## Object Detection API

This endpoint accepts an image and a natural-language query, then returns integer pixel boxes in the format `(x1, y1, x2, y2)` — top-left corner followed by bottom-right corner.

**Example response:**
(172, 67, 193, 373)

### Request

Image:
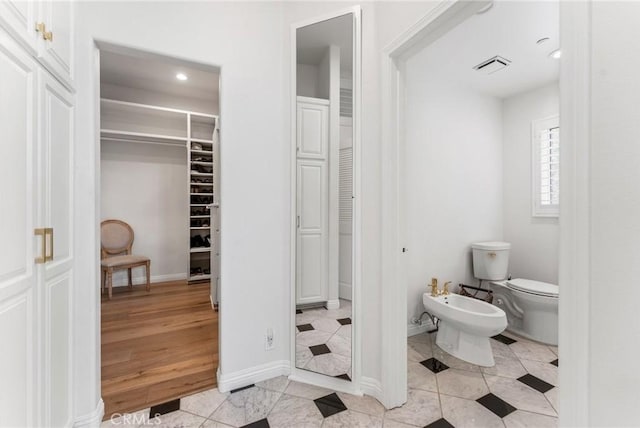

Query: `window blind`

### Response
(339, 147, 353, 222)
(340, 88, 353, 118)
(539, 126, 560, 206)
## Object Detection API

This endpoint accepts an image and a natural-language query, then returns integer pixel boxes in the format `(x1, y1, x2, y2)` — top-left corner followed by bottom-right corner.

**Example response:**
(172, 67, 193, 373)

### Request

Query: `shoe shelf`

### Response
(189, 113, 219, 284)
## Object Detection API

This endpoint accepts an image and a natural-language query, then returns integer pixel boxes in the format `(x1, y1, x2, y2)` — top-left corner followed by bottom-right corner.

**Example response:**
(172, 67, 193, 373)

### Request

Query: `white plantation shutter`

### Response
(532, 116, 560, 217)
(540, 126, 559, 206)
(339, 147, 353, 222)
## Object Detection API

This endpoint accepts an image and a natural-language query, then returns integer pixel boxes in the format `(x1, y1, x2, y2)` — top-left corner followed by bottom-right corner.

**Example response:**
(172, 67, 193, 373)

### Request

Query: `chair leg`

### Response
(107, 268, 113, 299)
(146, 261, 151, 292)
(128, 268, 133, 290)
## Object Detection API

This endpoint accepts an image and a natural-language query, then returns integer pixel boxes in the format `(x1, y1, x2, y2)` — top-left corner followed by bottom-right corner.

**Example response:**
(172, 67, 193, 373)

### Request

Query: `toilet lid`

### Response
(507, 278, 559, 297)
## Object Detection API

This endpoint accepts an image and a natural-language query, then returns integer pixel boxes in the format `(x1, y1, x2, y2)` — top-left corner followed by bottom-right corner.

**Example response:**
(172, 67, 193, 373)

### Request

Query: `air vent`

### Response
(473, 55, 511, 74)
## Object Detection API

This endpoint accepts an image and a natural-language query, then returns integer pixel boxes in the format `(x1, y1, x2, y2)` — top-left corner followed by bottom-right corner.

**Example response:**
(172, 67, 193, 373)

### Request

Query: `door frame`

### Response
(289, 6, 363, 395)
(379, 0, 592, 422)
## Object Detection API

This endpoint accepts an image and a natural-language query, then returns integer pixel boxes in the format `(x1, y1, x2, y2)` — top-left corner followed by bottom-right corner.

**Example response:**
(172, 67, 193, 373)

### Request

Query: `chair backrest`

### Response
(101, 219, 134, 259)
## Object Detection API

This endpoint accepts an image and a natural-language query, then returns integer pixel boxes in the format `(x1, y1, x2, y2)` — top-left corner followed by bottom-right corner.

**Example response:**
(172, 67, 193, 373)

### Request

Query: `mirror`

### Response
(294, 12, 355, 380)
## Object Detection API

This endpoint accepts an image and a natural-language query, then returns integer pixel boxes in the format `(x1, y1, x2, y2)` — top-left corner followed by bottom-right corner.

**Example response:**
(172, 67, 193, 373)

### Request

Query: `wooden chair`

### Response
(100, 219, 150, 299)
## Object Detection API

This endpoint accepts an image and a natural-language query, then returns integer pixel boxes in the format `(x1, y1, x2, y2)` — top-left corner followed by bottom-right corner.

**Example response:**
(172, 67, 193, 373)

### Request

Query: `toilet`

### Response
(472, 242, 559, 345)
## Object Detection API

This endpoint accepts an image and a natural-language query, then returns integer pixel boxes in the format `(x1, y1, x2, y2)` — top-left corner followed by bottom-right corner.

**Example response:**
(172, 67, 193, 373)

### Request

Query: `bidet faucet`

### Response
(431, 278, 439, 297)
(443, 281, 452, 295)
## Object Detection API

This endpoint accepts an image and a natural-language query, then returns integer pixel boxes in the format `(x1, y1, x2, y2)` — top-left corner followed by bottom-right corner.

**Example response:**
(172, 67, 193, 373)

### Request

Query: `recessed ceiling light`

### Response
(548, 49, 562, 59)
(176, 73, 188, 81)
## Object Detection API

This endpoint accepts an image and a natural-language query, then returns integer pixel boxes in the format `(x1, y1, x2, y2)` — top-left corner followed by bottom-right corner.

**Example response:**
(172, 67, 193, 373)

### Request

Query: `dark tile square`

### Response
(477, 393, 516, 418)
(314, 393, 347, 418)
(149, 399, 180, 417)
(297, 323, 314, 332)
(241, 418, 270, 428)
(420, 357, 449, 373)
(425, 418, 455, 428)
(518, 374, 554, 393)
(230, 384, 255, 394)
(337, 318, 352, 325)
(309, 344, 331, 356)
(491, 333, 517, 345)
(296, 309, 303, 314)
(550, 359, 558, 367)
(334, 373, 351, 381)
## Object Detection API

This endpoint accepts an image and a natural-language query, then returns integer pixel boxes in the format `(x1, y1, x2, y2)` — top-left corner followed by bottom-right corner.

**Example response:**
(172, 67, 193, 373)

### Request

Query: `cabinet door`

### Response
(296, 161, 328, 304)
(0, 0, 38, 53)
(37, 0, 73, 88)
(39, 70, 74, 428)
(0, 29, 39, 428)
(297, 101, 328, 160)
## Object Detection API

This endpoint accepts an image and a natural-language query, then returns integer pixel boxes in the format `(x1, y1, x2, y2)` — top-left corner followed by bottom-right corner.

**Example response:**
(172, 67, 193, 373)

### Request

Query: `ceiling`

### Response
(297, 13, 353, 72)
(420, 1, 559, 98)
(100, 48, 219, 104)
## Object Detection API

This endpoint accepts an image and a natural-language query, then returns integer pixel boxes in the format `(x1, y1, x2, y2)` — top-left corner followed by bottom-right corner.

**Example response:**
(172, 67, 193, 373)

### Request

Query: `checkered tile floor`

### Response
(102, 330, 558, 427)
(295, 299, 352, 379)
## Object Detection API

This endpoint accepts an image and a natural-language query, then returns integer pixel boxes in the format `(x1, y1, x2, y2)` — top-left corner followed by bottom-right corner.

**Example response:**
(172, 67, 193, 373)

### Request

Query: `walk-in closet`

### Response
(98, 46, 221, 418)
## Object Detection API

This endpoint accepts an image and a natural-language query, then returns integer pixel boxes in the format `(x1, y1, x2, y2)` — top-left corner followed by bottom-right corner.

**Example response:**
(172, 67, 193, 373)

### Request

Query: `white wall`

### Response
(502, 83, 559, 284)
(403, 51, 503, 325)
(296, 63, 319, 98)
(587, 2, 640, 424)
(101, 82, 217, 115)
(100, 142, 188, 286)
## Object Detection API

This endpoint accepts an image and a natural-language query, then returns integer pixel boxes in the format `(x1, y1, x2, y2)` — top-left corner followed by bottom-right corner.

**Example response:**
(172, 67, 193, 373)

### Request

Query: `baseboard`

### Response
(73, 398, 104, 428)
(326, 299, 340, 310)
(217, 360, 290, 393)
(110, 273, 187, 288)
(339, 282, 352, 300)
(361, 376, 384, 405)
(407, 320, 436, 337)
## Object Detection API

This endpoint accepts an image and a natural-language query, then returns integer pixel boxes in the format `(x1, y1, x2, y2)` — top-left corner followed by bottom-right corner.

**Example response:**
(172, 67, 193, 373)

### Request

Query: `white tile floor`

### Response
(101, 330, 558, 428)
(295, 300, 352, 378)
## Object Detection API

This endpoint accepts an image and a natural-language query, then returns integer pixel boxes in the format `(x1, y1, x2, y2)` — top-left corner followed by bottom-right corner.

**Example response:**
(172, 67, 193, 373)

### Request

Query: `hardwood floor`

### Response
(101, 280, 218, 419)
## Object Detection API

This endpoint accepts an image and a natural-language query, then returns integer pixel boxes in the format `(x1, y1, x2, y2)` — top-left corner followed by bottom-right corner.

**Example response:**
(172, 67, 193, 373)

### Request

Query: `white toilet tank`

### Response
(472, 242, 511, 281)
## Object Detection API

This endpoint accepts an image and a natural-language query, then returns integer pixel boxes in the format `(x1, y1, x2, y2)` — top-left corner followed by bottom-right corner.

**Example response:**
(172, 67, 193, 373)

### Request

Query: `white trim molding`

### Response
(108, 272, 187, 288)
(73, 398, 104, 428)
(217, 360, 290, 393)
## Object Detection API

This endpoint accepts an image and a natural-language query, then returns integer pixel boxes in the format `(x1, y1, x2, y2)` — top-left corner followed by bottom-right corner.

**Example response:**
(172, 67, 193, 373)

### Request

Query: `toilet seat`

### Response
(506, 278, 558, 298)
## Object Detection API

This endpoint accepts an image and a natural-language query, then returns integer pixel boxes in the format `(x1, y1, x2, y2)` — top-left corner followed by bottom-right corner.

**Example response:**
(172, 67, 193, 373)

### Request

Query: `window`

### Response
(532, 115, 559, 217)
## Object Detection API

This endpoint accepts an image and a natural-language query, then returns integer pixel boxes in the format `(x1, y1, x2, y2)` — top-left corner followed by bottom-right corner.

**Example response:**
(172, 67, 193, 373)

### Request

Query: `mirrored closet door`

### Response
(294, 11, 356, 380)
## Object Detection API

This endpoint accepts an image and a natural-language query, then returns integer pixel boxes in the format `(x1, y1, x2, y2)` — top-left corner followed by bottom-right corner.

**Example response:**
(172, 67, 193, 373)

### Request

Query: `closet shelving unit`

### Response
(100, 98, 220, 285)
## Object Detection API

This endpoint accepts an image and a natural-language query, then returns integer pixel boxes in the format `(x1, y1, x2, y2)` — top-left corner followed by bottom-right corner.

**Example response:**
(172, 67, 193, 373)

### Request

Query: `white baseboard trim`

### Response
(110, 273, 187, 288)
(326, 299, 340, 310)
(407, 320, 436, 337)
(361, 376, 384, 405)
(73, 398, 104, 428)
(217, 360, 290, 393)
(339, 282, 352, 300)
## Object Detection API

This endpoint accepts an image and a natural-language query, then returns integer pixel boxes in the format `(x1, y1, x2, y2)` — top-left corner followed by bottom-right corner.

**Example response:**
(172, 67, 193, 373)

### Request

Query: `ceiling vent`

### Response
(473, 55, 511, 74)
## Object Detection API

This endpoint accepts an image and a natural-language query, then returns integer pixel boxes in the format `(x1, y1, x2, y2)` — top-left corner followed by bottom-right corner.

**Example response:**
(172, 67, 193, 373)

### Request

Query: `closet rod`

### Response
(101, 137, 187, 149)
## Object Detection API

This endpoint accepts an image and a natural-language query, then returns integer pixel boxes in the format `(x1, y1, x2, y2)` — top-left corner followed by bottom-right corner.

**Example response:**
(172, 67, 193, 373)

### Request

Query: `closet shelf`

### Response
(191, 204, 210, 207)
(191, 149, 213, 155)
(190, 227, 211, 230)
(191, 138, 214, 144)
(190, 183, 213, 186)
(190, 172, 213, 177)
(101, 129, 187, 146)
(191, 161, 213, 165)
(190, 215, 210, 218)
(190, 248, 211, 253)
(190, 193, 213, 196)
(189, 273, 211, 281)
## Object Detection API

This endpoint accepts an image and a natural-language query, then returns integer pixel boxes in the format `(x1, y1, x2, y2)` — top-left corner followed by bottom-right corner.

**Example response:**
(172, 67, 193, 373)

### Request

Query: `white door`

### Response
(296, 98, 329, 305)
(0, 30, 39, 428)
(296, 161, 328, 304)
(40, 69, 74, 427)
(37, 0, 73, 87)
(0, 0, 38, 54)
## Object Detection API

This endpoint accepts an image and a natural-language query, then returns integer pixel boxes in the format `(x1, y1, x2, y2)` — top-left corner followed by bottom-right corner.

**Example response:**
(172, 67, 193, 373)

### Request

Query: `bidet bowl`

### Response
(423, 293, 507, 366)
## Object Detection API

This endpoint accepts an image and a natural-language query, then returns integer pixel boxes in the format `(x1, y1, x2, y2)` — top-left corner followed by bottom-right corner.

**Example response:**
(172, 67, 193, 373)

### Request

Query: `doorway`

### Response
(97, 45, 221, 418)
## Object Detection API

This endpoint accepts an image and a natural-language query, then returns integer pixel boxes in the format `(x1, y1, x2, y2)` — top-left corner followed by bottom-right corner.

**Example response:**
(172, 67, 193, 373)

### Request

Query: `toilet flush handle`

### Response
(488, 252, 497, 258)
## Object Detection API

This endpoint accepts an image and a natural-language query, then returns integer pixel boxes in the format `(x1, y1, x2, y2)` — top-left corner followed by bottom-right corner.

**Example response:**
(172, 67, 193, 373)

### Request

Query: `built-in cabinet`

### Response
(296, 97, 329, 305)
(0, 21, 74, 427)
(0, 0, 74, 88)
(100, 99, 221, 288)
